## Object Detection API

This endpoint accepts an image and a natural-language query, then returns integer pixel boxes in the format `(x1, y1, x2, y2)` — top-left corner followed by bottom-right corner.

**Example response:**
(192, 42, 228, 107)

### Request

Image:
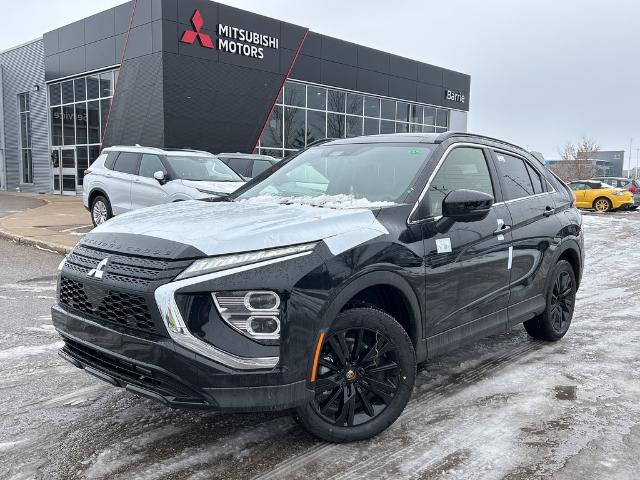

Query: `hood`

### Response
(88, 200, 389, 256)
(180, 179, 245, 195)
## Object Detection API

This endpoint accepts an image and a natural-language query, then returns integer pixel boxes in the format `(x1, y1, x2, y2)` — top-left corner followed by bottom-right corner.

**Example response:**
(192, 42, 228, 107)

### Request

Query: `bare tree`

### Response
(551, 137, 601, 181)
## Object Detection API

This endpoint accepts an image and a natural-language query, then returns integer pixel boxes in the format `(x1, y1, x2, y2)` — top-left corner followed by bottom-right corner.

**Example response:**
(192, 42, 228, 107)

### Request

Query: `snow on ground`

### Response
(1, 213, 640, 479)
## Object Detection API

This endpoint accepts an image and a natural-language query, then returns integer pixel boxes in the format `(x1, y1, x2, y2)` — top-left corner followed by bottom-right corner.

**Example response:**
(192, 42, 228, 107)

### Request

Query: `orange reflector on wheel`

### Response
(310, 331, 326, 382)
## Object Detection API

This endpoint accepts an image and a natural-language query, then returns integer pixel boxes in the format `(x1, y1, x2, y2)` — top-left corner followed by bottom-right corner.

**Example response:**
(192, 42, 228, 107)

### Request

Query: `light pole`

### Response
(636, 148, 639, 179)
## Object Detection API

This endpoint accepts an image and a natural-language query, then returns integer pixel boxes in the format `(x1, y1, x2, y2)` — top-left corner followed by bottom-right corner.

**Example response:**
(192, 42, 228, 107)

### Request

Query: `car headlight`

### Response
(213, 290, 281, 342)
(176, 242, 317, 280)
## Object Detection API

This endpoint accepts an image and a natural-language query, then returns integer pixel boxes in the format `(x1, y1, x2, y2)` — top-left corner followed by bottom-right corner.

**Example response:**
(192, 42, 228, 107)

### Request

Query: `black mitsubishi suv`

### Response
(53, 132, 584, 443)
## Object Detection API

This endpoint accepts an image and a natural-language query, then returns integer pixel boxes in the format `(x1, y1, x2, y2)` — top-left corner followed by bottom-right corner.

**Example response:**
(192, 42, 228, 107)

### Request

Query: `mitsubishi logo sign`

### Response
(179, 9, 280, 59)
(87, 257, 109, 280)
(180, 10, 214, 49)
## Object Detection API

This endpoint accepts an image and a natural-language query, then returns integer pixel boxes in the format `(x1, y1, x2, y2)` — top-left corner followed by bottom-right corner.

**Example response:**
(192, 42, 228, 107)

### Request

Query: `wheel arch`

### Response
(555, 240, 582, 288)
(323, 270, 424, 359)
(88, 188, 110, 209)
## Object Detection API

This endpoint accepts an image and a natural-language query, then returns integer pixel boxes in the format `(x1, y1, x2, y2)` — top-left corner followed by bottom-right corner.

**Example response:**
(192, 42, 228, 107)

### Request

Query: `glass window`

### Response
(49, 84, 61, 106)
(327, 113, 345, 138)
(423, 125, 436, 133)
(380, 120, 395, 134)
(411, 105, 423, 124)
(327, 89, 345, 113)
(100, 72, 113, 98)
(89, 145, 101, 165)
(87, 75, 100, 100)
(396, 102, 410, 122)
(77, 147, 88, 185)
(260, 106, 283, 148)
(87, 101, 100, 143)
(251, 160, 272, 178)
(410, 124, 423, 133)
(100, 99, 111, 140)
(436, 109, 449, 128)
(364, 96, 380, 118)
(139, 154, 166, 178)
(494, 153, 535, 200)
(166, 155, 242, 181)
(113, 152, 140, 175)
(235, 143, 434, 205)
(74, 78, 86, 102)
(284, 107, 305, 149)
(61, 81, 74, 104)
(526, 162, 544, 194)
(428, 147, 494, 216)
(423, 107, 436, 125)
(261, 149, 283, 159)
(104, 152, 118, 170)
(50, 107, 62, 146)
(284, 81, 305, 107)
(306, 110, 326, 145)
(363, 117, 379, 136)
(227, 158, 252, 177)
(62, 105, 75, 145)
(395, 122, 408, 133)
(380, 99, 396, 120)
(346, 93, 363, 115)
(346, 116, 363, 138)
(21, 150, 32, 184)
(75, 103, 87, 144)
(307, 86, 326, 110)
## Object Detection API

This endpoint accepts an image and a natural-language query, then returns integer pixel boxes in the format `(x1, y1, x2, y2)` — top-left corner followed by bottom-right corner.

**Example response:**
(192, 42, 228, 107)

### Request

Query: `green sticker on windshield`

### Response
(408, 149, 421, 155)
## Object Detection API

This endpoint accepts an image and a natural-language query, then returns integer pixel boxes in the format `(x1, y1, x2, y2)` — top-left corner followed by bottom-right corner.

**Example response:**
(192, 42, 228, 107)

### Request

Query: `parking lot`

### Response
(0, 211, 637, 479)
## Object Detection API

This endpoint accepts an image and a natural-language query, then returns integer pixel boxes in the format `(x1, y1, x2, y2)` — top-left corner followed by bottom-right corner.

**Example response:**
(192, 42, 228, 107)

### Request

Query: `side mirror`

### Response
(442, 189, 493, 223)
(153, 171, 166, 184)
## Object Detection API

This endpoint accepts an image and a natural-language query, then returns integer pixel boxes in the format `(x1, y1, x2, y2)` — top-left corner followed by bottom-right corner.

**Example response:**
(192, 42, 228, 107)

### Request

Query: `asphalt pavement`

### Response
(1, 214, 639, 480)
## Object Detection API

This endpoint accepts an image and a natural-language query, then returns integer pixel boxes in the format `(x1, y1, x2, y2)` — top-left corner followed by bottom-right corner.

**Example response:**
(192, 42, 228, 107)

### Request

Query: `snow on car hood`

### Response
(89, 200, 389, 256)
(179, 179, 245, 195)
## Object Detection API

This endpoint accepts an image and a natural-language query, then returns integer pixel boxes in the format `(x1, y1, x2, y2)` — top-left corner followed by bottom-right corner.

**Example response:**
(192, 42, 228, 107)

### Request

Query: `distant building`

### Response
(576, 151, 624, 177)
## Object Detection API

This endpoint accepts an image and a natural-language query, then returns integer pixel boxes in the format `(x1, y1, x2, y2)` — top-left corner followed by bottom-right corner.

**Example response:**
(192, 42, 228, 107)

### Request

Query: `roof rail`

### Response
(106, 145, 166, 153)
(435, 131, 528, 153)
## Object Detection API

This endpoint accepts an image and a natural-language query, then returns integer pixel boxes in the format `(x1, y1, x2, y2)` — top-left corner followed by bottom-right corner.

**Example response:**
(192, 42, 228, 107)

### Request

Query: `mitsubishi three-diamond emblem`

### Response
(87, 257, 109, 280)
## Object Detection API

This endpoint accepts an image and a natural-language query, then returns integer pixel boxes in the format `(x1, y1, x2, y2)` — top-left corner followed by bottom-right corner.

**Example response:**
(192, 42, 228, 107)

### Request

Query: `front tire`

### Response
(296, 308, 416, 443)
(524, 260, 576, 341)
(91, 195, 112, 227)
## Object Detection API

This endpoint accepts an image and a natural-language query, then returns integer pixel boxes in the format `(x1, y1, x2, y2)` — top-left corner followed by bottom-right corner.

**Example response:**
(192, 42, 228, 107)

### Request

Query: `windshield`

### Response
(234, 143, 433, 208)
(166, 155, 243, 182)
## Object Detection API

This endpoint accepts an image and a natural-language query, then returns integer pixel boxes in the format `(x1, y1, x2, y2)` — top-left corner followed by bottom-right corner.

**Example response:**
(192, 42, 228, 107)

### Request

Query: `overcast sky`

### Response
(2, 0, 639, 168)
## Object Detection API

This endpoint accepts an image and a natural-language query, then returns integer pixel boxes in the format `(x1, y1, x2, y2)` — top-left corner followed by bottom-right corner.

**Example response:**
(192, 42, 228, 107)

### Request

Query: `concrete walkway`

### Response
(0, 192, 91, 254)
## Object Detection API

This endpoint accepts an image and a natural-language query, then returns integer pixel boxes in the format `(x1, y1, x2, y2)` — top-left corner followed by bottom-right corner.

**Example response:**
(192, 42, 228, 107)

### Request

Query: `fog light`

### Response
(248, 316, 280, 336)
(245, 291, 280, 311)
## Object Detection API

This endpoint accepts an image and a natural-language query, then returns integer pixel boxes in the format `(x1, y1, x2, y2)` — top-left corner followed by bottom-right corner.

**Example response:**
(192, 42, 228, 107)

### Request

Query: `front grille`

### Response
(59, 243, 196, 337)
(62, 337, 203, 402)
(59, 277, 157, 335)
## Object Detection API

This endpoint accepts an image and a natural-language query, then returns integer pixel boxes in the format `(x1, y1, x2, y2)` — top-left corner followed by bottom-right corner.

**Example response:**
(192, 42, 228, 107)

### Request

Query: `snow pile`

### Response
(239, 193, 397, 209)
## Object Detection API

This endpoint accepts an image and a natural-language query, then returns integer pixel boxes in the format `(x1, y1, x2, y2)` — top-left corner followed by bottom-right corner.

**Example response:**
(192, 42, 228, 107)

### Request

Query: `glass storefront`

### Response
(48, 68, 118, 193)
(257, 80, 451, 158)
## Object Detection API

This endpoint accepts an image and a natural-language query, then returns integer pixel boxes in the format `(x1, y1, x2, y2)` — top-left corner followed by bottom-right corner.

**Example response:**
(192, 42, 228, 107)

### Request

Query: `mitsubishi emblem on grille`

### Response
(87, 258, 109, 280)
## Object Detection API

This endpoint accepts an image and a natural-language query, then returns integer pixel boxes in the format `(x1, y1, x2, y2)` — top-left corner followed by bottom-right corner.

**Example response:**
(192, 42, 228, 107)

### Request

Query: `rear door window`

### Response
(493, 152, 535, 200)
(113, 152, 140, 175)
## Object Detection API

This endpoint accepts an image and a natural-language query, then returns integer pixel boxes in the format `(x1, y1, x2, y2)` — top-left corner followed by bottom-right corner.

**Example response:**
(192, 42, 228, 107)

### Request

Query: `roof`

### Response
(103, 145, 215, 156)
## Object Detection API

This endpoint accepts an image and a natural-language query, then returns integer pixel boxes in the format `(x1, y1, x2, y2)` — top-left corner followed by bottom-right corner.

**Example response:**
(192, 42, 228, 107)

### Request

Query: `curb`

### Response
(0, 229, 71, 255)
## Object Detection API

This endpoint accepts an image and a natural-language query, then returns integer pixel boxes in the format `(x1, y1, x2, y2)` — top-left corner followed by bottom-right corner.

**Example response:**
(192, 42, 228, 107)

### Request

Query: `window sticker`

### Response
(435, 237, 452, 254)
(496, 155, 506, 162)
(408, 149, 421, 155)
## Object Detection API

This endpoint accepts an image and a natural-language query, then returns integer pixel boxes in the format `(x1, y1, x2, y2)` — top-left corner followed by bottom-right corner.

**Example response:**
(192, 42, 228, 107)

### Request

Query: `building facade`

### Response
(0, 0, 471, 194)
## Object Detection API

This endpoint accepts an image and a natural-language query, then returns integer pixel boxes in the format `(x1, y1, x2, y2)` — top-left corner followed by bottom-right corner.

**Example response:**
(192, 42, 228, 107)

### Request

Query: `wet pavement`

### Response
(1, 213, 639, 479)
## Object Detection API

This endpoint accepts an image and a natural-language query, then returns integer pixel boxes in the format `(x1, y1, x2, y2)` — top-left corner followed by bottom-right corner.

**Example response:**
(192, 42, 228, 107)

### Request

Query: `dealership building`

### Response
(0, 0, 471, 195)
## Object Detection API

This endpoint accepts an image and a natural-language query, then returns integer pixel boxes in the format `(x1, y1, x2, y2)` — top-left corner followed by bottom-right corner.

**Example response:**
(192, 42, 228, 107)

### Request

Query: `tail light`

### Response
(630, 185, 638, 194)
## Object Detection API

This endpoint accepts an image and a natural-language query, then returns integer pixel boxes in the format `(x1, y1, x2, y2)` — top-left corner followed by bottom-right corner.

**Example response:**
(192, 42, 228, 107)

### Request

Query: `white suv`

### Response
(83, 146, 245, 226)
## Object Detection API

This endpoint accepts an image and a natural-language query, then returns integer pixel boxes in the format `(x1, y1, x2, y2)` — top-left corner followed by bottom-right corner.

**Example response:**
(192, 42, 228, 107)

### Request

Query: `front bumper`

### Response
(52, 304, 312, 411)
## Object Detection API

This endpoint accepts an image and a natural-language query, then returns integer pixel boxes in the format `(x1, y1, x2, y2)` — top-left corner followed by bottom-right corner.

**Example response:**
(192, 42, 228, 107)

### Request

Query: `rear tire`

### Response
(295, 308, 416, 443)
(524, 260, 576, 341)
(91, 195, 112, 227)
(592, 197, 612, 213)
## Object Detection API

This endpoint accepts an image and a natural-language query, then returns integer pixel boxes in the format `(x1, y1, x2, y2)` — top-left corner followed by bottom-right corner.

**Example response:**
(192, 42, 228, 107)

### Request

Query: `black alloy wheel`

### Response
(524, 259, 576, 341)
(296, 308, 415, 443)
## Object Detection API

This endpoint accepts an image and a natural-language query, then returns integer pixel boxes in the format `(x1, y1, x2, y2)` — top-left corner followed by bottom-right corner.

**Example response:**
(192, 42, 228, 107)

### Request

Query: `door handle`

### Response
(543, 206, 555, 217)
(493, 224, 511, 236)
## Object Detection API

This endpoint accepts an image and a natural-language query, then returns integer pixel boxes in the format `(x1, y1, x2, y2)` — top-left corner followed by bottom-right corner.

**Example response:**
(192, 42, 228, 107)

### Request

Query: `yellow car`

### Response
(568, 180, 635, 212)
